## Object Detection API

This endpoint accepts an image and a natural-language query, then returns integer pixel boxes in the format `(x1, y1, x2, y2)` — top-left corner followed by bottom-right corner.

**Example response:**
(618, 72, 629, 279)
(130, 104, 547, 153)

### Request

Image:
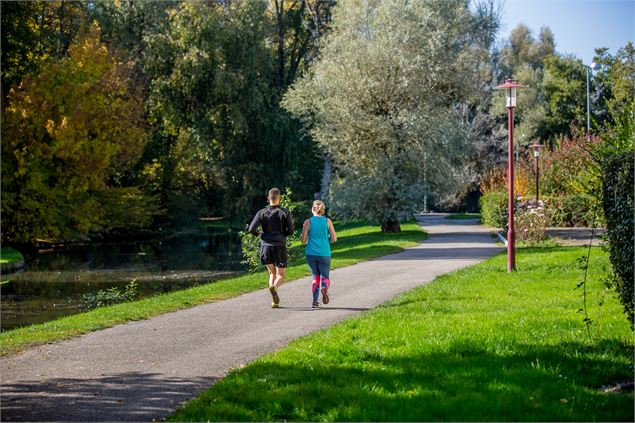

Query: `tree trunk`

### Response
(319, 154, 331, 200)
(381, 219, 401, 233)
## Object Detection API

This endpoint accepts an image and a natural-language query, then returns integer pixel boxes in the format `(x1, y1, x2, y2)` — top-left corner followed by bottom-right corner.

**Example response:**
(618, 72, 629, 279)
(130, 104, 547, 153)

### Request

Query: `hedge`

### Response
(601, 151, 634, 325)
(479, 192, 507, 228)
(545, 194, 604, 227)
(480, 191, 607, 230)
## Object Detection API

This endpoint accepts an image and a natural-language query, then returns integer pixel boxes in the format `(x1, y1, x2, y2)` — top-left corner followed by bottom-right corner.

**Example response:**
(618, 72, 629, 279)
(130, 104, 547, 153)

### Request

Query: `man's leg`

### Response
(273, 266, 286, 288)
(265, 263, 280, 307)
(265, 264, 276, 287)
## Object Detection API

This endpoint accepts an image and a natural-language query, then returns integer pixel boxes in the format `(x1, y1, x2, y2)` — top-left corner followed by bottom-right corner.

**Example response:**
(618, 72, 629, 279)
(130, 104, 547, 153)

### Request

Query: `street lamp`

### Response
(586, 62, 600, 137)
(529, 143, 543, 202)
(495, 78, 526, 272)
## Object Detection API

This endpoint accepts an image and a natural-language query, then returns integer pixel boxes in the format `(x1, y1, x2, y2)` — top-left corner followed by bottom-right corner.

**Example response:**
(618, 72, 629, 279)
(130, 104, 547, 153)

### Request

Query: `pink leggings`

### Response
(311, 275, 330, 303)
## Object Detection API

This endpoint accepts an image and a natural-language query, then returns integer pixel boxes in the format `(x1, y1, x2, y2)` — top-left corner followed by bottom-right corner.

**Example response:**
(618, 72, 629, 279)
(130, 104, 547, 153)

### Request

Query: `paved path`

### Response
(1, 214, 501, 422)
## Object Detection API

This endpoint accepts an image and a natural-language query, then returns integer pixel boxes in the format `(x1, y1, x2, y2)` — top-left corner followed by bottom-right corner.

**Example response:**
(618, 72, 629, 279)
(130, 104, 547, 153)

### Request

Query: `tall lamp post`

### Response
(495, 79, 526, 272)
(529, 143, 543, 202)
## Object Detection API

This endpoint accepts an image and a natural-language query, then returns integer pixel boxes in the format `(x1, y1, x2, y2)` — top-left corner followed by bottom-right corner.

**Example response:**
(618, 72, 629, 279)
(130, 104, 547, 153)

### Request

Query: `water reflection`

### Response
(1, 228, 245, 330)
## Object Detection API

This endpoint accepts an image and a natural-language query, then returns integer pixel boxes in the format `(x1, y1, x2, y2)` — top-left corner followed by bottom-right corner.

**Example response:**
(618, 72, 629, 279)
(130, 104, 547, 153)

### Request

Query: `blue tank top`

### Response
(305, 216, 331, 257)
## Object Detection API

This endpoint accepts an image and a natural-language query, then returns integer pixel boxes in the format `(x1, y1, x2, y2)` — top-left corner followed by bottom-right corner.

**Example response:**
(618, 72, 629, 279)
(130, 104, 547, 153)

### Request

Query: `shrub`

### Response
(80, 281, 138, 310)
(592, 99, 634, 325)
(480, 192, 507, 228)
(545, 194, 603, 227)
(515, 199, 547, 244)
(601, 151, 634, 325)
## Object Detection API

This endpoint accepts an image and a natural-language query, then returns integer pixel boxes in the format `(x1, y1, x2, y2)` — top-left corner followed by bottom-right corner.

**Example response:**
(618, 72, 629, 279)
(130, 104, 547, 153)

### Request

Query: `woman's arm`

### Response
(300, 219, 310, 244)
(327, 218, 337, 243)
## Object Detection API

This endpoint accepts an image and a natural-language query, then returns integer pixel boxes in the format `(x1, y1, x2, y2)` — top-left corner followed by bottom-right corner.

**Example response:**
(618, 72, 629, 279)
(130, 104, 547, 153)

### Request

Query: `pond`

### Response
(1, 227, 245, 331)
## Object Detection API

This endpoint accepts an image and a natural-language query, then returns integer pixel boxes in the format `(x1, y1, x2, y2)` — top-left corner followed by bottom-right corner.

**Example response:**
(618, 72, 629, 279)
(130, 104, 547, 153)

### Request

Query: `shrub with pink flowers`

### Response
(514, 197, 547, 244)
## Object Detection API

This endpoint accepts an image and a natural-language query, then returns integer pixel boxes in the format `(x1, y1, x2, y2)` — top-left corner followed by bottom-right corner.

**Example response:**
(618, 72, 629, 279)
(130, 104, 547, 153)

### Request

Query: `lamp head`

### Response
(495, 78, 527, 108)
(529, 143, 543, 157)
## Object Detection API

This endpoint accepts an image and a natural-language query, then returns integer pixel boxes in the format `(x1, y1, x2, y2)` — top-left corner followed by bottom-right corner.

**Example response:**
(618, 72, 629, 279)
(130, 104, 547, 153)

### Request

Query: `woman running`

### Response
(300, 200, 337, 308)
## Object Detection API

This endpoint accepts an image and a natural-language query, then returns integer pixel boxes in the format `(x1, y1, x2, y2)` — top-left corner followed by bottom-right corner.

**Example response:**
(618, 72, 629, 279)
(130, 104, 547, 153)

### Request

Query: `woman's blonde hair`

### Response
(312, 200, 326, 216)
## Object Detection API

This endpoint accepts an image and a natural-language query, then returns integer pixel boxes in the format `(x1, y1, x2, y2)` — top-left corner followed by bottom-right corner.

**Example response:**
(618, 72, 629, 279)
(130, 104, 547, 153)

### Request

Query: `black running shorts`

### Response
(260, 244, 288, 268)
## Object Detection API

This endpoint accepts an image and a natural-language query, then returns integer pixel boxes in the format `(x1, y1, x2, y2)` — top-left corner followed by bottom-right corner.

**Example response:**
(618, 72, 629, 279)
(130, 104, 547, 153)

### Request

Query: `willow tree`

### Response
(284, 0, 497, 231)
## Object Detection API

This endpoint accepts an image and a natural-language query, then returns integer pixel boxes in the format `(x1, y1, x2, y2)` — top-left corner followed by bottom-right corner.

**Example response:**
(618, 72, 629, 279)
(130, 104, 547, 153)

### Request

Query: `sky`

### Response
(499, 0, 635, 65)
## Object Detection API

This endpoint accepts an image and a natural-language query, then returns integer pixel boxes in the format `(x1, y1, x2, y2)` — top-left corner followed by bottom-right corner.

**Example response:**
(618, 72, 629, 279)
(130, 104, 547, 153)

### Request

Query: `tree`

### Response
(1, 0, 86, 95)
(284, 0, 498, 231)
(1, 23, 152, 243)
(144, 0, 329, 224)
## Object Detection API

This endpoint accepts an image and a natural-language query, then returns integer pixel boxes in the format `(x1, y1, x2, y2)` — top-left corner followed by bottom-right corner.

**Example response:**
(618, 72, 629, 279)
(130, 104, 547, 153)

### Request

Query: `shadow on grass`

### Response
(2, 371, 217, 422)
(171, 340, 634, 422)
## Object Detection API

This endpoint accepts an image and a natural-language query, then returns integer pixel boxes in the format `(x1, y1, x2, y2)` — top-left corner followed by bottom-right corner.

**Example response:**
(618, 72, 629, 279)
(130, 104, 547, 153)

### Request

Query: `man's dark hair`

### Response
(268, 187, 281, 200)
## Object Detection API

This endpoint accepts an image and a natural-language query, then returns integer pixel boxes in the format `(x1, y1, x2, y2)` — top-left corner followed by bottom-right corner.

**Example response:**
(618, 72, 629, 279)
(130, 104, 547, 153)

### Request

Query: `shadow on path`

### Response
(1, 372, 216, 422)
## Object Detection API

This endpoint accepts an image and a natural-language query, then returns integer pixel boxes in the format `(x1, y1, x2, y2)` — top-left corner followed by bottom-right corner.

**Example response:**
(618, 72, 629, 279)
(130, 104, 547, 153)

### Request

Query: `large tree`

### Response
(1, 24, 152, 243)
(284, 0, 498, 231)
(144, 0, 329, 223)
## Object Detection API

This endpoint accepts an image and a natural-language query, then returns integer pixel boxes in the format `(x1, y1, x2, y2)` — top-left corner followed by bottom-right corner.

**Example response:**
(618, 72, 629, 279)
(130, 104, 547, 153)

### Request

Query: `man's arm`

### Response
(247, 210, 261, 237)
(284, 209, 294, 236)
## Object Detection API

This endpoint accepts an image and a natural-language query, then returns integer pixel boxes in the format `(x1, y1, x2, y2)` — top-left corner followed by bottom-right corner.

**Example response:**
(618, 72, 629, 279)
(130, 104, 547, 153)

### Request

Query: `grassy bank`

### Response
(0, 246, 24, 265)
(0, 220, 426, 356)
(170, 246, 634, 422)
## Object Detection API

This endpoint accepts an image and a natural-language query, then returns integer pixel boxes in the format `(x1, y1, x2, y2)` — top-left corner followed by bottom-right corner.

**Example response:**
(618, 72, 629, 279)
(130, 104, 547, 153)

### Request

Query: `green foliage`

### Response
(601, 151, 634, 325)
(0, 0, 86, 93)
(80, 281, 138, 310)
(169, 247, 634, 422)
(143, 0, 325, 223)
(594, 101, 634, 325)
(479, 192, 507, 228)
(545, 194, 600, 227)
(0, 247, 23, 265)
(1, 221, 425, 355)
(1, 23, 151, 243)
(285, 0, 498, 231)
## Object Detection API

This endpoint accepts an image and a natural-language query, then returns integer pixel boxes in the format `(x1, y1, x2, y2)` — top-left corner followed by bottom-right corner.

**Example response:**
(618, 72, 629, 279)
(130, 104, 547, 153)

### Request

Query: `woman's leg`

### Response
(306, 255, 321, 304)
(319, 256, 332, 304)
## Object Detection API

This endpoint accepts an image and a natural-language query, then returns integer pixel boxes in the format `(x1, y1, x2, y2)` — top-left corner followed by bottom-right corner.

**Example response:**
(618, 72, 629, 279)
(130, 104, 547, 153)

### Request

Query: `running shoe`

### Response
(312, 301, 320, 308)
(269, 286, 280, 306)
(271, 302, 280, 309)
(321, 287, 330, 304)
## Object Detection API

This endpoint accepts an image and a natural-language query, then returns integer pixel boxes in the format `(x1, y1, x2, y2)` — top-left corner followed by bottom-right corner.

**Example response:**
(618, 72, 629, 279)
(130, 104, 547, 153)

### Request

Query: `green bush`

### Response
(291, 200, 312, 230)
(544, 194, 603, 227)
(80, 281, 138, 310)
(479, 192, 507, 228)
(601, 151, 634, 325)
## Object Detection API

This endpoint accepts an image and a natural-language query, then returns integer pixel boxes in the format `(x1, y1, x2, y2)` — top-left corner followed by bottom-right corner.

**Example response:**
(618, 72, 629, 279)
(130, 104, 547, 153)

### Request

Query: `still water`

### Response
(1, 227, 245, 331)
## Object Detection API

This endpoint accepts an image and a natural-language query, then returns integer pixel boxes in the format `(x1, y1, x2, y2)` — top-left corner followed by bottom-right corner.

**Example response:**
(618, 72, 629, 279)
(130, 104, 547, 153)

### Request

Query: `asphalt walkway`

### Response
(1, 214, 501, 422)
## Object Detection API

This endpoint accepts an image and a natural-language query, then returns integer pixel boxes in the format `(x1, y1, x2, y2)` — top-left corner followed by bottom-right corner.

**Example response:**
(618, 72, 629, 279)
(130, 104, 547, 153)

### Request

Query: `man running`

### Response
(248, 188, 294, 308)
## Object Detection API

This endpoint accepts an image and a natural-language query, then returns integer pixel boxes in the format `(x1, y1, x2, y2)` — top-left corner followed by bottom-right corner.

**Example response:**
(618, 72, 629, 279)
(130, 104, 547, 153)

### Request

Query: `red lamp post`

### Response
(529, 143, 543, 202)
(495, 79, 526, 272)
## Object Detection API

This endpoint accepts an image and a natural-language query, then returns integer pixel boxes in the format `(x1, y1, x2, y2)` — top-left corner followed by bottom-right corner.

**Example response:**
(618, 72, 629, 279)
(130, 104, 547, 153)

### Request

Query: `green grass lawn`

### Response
(445, 213, 482, 220)
(169, 246, 634, 422)
(0, 246, 24, 265)
(0, 220, 425, 356)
